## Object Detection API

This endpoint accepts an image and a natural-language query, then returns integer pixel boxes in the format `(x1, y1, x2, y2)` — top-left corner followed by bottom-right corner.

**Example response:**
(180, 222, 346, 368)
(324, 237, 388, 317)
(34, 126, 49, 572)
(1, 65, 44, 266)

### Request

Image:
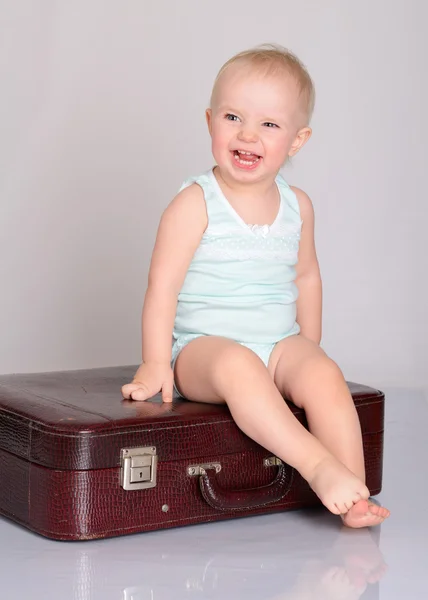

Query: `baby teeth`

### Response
(237, 157, 260, 165)
(233, 150, 260, 165)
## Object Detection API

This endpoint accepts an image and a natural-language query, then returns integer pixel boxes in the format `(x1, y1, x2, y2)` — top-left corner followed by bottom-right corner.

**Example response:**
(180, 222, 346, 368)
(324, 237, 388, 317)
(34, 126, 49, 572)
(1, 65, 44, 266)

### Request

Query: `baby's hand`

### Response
(121, 362, 174, 403)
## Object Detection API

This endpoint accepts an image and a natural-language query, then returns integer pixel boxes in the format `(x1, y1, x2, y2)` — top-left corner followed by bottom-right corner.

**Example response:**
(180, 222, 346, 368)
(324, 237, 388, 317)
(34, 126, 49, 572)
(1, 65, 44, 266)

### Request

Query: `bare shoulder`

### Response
(289, 186, 315, 221)
(290, 186, 319, 276)
(148, 183, 208, 292)
(154, 183, 208, 275)
(163, 183, 208, 232)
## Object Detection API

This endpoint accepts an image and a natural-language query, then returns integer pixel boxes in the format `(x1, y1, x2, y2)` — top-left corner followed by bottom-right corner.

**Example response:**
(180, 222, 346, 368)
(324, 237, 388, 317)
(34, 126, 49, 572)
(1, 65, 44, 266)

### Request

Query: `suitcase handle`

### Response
(198, 462, 294, 512)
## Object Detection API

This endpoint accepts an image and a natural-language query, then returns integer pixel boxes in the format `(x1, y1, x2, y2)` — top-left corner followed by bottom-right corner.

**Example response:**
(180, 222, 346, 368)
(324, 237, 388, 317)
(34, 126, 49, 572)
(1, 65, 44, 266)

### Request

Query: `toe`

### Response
(368, 503, 390, 519)
(331, 503, 342, 515)
(342, 499, 390, 528)
(352, 499, 370, 516)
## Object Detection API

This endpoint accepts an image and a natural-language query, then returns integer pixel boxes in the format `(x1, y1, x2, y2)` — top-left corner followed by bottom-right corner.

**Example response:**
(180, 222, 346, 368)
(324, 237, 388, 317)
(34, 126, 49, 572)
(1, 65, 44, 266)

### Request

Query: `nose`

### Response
(237, 125, 259, 143)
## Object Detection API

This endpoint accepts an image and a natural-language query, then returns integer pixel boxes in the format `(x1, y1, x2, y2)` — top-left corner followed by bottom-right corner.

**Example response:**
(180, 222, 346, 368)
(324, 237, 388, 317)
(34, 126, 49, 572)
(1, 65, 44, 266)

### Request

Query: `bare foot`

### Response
(307, 456, 370, 515)
(342, 499, 390, 529)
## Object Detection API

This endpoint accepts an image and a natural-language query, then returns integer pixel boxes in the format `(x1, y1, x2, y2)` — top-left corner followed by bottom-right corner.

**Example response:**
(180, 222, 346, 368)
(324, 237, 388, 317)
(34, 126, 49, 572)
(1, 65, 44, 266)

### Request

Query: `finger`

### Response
(121, 383, 140, 399)
(130, 387, 152, 402)
(128, 382, 153, 401)
(162, 383, 174, 403)
(162, 371, 175, 403)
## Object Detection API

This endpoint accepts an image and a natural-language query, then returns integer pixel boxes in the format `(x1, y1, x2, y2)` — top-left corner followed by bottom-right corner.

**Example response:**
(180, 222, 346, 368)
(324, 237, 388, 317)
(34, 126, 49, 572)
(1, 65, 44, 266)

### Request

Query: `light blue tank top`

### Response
(172, 168, 301, 345)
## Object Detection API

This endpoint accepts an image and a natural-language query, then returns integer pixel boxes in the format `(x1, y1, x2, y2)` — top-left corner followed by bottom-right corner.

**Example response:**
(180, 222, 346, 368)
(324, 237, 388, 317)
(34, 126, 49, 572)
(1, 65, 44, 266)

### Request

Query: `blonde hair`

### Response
(211, 44, 315, 124)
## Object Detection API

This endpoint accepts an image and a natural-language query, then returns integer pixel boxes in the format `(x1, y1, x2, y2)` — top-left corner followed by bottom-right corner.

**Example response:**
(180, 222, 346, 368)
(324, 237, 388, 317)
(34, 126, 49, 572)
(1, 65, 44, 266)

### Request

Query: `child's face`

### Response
(206, 66, 311, 184)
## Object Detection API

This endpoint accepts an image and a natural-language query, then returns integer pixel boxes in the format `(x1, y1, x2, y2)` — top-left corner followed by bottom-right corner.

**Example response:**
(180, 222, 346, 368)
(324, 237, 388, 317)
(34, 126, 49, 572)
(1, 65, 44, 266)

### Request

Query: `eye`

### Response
(263, 122, 279, 128)
(225, 113, 240, 122)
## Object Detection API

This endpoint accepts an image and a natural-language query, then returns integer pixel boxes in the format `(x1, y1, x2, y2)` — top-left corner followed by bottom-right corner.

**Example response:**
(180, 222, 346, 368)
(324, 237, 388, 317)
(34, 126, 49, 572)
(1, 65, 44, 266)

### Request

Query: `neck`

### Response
(214, 166, 278, 200)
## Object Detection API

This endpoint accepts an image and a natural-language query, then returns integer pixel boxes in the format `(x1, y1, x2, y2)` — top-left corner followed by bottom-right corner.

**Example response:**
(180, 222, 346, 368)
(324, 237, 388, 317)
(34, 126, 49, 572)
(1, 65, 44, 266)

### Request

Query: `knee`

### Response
(311, 355, 344, 382)
(306, 355, 343, 385)
(212, 343, 266, 393)
(286, 357, 343, 410)
(292, 355, 345, 398)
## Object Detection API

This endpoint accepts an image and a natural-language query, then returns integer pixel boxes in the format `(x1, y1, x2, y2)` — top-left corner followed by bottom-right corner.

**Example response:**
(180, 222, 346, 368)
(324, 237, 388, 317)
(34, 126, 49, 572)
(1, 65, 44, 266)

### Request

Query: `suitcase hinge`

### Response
(121, 447, 157, 491)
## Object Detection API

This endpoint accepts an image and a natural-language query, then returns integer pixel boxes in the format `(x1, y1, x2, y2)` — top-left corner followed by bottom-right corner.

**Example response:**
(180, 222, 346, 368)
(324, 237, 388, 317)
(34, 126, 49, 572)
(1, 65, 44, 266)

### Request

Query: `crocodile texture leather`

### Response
(199, 463, 294, 511)
(0, 366, 384, 540)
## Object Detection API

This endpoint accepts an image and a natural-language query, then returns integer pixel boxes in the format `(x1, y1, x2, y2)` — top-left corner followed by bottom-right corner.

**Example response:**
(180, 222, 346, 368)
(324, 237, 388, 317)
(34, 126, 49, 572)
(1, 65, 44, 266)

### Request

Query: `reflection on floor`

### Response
(0, 388, 426, 600)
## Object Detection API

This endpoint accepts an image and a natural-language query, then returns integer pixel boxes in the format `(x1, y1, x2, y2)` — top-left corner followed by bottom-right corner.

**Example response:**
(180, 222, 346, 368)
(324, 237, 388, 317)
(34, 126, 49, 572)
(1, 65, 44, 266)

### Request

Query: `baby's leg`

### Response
(269, 335, 390, 527)
(174, 335, 369, 516)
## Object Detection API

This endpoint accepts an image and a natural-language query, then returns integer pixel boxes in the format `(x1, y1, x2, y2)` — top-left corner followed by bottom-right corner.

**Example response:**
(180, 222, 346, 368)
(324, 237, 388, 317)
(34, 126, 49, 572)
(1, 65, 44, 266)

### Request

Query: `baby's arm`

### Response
(292, 187, 323, 345)
(122, 183, 207, 401)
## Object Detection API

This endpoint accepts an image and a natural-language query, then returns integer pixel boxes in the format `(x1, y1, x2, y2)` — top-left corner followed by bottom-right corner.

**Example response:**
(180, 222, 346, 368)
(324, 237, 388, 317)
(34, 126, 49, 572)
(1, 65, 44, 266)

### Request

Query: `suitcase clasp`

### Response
(121, 447, 157, 491)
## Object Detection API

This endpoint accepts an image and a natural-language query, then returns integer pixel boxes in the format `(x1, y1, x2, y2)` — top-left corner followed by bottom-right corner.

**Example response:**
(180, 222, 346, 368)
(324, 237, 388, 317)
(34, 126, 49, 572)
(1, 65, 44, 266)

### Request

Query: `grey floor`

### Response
(0, 388, 426, 600)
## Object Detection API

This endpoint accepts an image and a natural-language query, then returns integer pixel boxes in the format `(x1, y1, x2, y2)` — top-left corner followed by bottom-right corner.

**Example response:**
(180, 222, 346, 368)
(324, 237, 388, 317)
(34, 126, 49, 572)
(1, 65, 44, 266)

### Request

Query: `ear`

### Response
(288, 127, 312, 157)
(205, 108, 212, 135)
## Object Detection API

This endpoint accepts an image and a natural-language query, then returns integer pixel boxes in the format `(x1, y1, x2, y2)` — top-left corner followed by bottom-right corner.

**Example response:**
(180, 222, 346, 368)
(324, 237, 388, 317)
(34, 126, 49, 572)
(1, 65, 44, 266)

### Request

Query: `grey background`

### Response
(1, 0, 426, 388)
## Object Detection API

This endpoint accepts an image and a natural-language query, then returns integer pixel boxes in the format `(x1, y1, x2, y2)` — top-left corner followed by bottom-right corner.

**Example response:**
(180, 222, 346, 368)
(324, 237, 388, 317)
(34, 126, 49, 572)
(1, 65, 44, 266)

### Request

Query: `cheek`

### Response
(211, 123, 231, 155)
(265, 132, 291, 158)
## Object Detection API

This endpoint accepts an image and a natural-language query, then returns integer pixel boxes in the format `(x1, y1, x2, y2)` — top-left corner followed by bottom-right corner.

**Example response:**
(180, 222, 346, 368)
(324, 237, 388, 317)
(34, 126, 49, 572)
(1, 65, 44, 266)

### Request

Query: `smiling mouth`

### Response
(232, 150, 261, 166)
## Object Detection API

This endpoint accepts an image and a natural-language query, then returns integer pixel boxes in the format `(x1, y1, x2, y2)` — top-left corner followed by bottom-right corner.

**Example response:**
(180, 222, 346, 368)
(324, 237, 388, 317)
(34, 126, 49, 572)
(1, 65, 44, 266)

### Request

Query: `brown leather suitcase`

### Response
(0, 365, 384, 541)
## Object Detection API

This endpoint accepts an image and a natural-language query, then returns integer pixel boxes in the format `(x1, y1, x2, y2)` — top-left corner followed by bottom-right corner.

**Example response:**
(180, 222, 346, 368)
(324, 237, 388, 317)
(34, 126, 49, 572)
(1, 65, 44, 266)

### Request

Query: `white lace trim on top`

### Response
(194, 223, 301, 262)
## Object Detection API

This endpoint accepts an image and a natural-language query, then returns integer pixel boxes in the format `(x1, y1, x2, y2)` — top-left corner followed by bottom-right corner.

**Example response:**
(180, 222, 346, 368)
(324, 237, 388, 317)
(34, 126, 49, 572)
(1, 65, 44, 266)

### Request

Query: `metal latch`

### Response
(264, 456, 283, 467)
(121, 447, 157, 491)
(187, 462, 221, 476)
